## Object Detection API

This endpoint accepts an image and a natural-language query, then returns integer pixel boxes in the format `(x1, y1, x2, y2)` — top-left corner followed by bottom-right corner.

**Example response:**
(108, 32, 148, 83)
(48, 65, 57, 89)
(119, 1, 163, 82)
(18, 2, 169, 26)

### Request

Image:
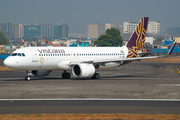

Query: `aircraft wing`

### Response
(69, 42, 176, 65)
(69, 55, 158, 65)
(138, 49, 173, 57)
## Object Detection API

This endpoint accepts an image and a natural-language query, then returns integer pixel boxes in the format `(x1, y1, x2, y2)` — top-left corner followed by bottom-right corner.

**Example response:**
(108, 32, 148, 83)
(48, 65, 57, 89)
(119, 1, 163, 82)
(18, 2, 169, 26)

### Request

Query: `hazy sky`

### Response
(0, 0, 180, 34)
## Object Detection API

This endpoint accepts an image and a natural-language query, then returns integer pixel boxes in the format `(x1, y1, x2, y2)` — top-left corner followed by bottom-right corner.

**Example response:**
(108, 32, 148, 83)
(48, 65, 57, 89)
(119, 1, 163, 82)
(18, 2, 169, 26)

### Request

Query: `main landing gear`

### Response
(62, 71, 71, 79)
(91, 73, 100, 79)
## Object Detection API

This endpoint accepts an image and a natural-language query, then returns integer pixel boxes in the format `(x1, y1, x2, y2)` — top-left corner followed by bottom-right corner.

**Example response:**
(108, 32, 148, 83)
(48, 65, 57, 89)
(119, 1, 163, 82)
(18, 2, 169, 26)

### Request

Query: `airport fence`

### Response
(0, 55, 9, 59)
(150, 48, 180, 57)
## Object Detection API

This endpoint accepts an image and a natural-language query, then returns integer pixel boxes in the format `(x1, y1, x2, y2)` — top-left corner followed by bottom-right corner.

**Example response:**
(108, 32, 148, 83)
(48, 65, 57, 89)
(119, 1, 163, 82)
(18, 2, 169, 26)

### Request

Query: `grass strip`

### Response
(0, 114, 180, 120)
(0, 66, 16, 71)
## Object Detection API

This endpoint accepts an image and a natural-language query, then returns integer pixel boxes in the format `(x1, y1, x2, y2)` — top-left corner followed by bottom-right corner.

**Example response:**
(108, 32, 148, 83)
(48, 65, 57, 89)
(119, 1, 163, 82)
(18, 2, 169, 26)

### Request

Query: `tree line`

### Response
(94, 28, 123, 47)
(0, 30, 9, 45)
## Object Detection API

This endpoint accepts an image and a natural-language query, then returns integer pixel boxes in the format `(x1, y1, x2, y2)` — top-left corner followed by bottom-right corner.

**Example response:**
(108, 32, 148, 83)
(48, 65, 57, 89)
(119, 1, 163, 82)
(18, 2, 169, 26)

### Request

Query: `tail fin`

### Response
(126, 17, 149, 49)
(20, 39, 24, 44)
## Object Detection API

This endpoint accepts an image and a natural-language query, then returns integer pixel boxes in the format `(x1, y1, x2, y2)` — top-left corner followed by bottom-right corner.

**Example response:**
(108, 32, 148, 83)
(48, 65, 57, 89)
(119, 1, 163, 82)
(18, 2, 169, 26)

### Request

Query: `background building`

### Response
(61, 24, 68, 38)
(15, 24, 24, 39)
(68, 33, 86, 38)
(123, 22, 138, 34)
(123, 21, 160, 34)
(147, 21, 160, 34)
(98, 24, 105, 37)
(0, 22, 15, 39)
(88, 24, 99, 38)
(40, 23, 54, 38)
(117, 25, 123, 37)
(123, 21, 160, 40)
(23, 23, 68, 39)
(105, 24, 111, 32)
(173, 37, 180, 43)
(23, 24, 41, 38)
(88, 23, 123, 39)
(54, 24, 68, 39)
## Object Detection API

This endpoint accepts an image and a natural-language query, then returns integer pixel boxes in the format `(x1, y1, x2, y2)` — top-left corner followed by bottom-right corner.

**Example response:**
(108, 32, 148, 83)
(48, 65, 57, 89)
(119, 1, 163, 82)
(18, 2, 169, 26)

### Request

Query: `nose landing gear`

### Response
(25, 76, 31, 81)
(25, 70, 33, 81)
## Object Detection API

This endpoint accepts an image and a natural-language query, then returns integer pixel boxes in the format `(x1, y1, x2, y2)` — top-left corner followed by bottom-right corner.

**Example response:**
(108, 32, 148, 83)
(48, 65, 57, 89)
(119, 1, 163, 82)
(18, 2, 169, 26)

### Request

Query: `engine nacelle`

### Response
(72, 64, 95, 78)
(30, 70, 52, 76)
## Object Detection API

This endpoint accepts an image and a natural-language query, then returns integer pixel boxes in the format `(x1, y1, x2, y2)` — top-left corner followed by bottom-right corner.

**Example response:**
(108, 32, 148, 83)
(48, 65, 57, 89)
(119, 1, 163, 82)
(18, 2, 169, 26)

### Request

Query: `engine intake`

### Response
(72, 64, 95, 78)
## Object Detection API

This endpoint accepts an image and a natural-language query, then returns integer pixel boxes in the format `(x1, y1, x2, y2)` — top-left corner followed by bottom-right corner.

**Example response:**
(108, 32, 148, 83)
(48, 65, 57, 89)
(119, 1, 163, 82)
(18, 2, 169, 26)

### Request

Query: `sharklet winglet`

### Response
(168, 42, 176, 55)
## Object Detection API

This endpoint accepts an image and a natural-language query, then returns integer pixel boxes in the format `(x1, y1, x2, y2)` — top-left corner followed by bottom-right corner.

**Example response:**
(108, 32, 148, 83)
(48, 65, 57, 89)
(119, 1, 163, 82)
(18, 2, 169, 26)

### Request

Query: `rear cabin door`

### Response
(30, 49, 38, 62)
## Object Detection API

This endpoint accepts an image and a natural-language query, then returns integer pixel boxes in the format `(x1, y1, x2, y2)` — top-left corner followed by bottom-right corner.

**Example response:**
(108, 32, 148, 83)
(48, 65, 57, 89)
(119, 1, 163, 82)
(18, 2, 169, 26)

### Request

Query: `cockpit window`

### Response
(18, 53, 21, 56)
(11, 53, 25, 57)
(11, 53, 17, 56)
(22, 53, 25, 56)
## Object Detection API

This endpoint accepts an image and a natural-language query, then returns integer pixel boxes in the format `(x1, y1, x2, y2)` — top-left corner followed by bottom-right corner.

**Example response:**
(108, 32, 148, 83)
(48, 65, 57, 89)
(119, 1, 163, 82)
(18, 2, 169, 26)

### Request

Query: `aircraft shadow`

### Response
(2, 75, 141, 81)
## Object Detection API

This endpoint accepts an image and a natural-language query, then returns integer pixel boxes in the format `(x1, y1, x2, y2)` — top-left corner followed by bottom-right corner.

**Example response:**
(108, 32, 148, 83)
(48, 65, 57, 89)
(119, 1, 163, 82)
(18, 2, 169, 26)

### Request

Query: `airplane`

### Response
(3, 17, 176, 81)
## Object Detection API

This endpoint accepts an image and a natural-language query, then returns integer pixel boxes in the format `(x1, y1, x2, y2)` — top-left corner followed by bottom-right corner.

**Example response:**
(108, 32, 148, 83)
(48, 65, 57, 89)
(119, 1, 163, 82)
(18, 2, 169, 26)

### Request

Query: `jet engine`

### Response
(29, 70, 52, 76)
(72, 63, 95, 77)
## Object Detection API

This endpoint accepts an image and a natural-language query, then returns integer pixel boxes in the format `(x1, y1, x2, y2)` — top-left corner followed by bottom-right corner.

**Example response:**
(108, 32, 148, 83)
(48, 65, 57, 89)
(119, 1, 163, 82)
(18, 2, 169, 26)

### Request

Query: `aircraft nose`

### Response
(3, 57, 12, 67)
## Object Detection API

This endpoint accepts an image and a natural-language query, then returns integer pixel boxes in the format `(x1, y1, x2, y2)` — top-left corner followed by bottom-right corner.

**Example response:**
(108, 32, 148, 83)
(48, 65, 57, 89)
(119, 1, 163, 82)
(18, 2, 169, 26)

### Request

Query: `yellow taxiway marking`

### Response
(154, 66, 180, 77)
(157, 70, 174, 72)
(174, 66, 180, 73)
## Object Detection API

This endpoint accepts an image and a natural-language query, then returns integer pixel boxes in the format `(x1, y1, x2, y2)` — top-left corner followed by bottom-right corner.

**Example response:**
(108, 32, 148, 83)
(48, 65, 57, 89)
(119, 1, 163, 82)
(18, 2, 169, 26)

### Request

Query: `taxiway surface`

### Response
(0, 59, 180, 114)
(1, 99, 180, 114)
(0, 62, 180, 99)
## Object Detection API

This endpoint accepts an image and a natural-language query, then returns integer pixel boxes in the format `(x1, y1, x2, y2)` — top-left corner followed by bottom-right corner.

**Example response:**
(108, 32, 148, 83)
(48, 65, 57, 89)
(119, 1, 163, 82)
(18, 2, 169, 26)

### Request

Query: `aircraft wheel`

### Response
(66, 73, 71, 79)
(62, 73, 66, 79)
(94, 73, 100, 79)
(91, 73, 100, 79)
(62, 73, 71, 79)
(25, 76, 31, 81)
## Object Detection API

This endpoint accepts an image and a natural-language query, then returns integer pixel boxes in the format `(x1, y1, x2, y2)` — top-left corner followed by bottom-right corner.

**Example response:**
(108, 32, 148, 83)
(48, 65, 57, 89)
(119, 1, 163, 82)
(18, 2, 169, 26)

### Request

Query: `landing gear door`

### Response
(30, 49, 38, 62)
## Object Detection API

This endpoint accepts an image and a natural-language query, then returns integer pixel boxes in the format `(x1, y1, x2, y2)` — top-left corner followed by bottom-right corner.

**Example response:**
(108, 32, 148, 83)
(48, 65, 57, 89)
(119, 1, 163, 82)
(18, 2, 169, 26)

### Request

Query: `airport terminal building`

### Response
(0, 22, 68, 39)
(23, 23, 68, 39)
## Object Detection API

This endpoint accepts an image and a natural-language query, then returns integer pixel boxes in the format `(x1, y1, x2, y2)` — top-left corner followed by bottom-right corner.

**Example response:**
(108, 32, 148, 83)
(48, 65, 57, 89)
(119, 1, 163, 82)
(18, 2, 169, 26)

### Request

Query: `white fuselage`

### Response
(4, 46, 129, 70)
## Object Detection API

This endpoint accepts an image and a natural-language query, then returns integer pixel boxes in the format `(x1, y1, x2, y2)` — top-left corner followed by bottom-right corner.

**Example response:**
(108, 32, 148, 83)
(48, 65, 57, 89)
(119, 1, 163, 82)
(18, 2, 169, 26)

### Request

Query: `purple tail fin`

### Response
(126, 17, 149, 49)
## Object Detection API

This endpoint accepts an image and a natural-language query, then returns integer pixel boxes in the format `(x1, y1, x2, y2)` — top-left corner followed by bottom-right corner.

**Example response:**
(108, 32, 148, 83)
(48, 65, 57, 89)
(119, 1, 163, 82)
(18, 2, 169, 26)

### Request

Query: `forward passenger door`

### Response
(30, 49, 38, 62)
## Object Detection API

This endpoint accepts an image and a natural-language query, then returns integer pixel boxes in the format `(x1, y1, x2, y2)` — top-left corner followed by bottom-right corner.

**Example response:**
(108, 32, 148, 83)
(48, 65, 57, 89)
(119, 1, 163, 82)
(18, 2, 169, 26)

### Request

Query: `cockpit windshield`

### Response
(11, 53, 25, 57)
(11, 53, 17, 56)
